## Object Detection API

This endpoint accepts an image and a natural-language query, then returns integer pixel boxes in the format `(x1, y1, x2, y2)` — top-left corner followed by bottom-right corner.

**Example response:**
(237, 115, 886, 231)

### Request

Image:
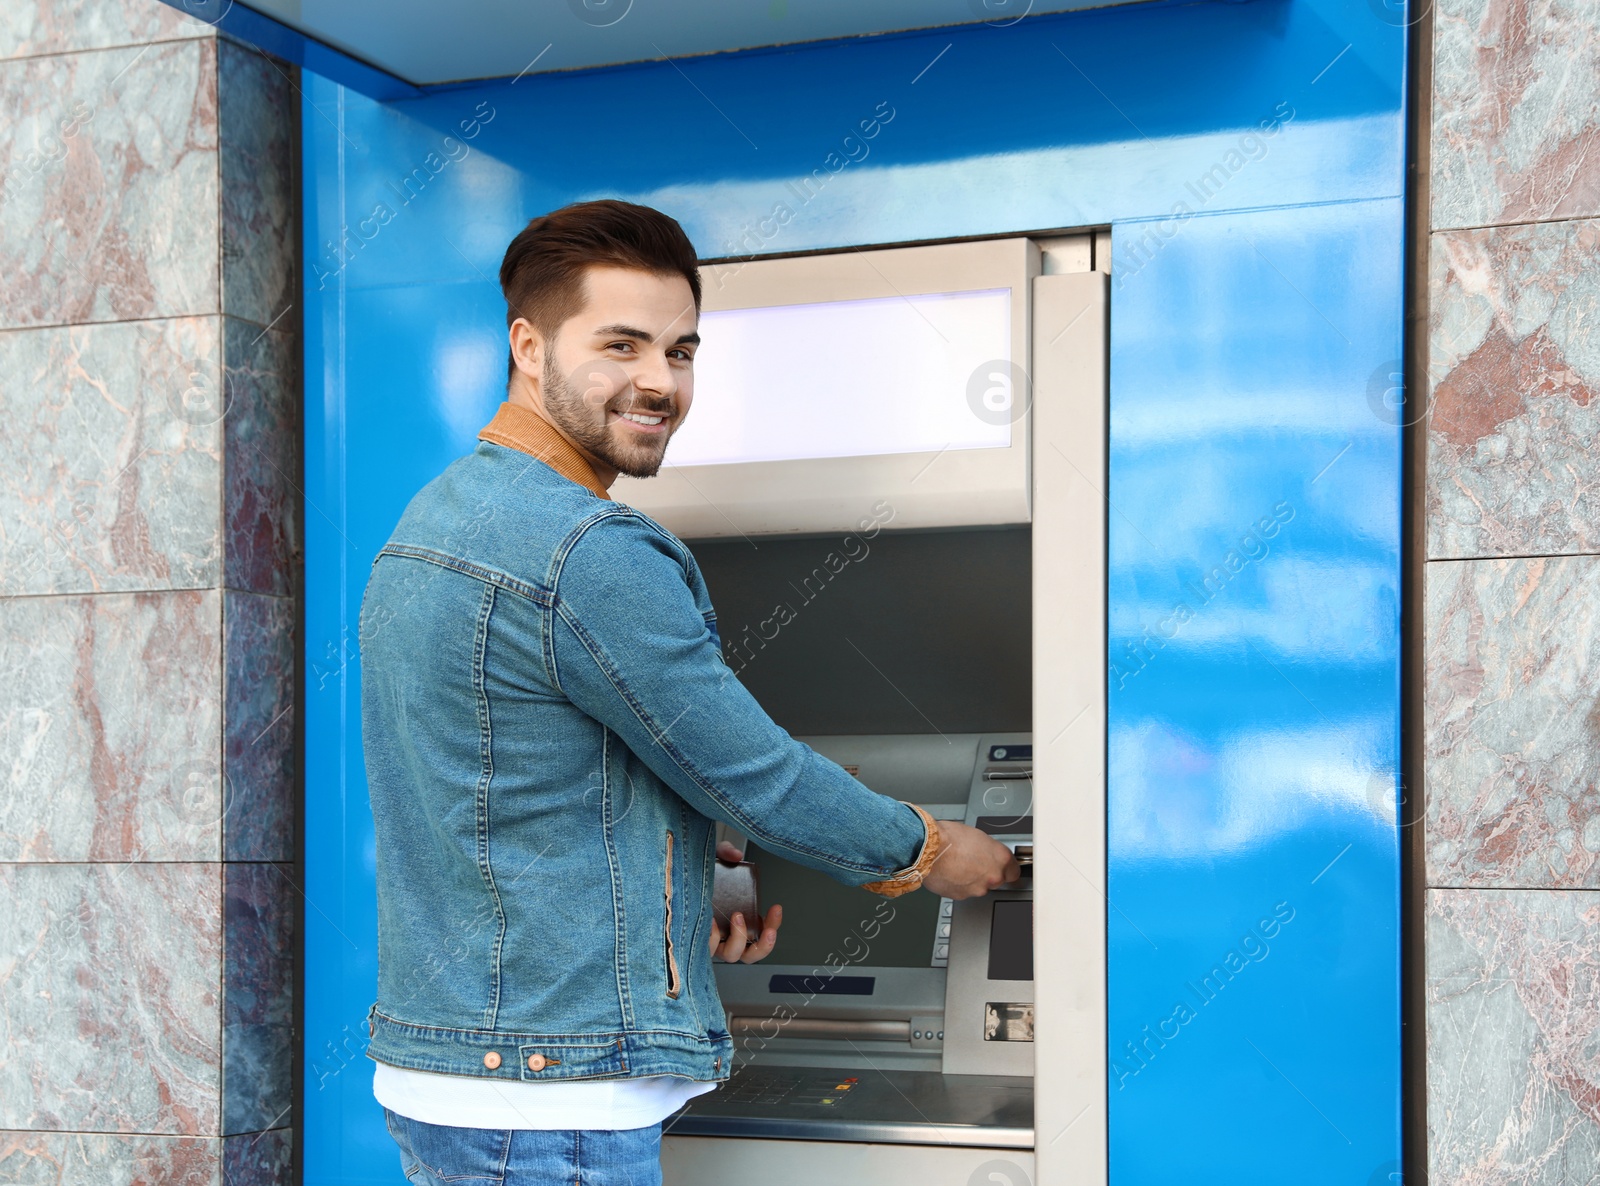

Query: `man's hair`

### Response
(499, 199, 701, 378)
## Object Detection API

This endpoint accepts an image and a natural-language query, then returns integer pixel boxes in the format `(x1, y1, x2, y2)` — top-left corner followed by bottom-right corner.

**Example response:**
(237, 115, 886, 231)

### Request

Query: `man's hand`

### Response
(709, 839, 783, 963)
(921, 820, 1021, 900)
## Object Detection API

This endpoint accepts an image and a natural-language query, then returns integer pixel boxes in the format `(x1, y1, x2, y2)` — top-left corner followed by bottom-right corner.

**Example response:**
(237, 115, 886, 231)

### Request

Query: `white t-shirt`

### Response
(373, 1062, 715, 1131)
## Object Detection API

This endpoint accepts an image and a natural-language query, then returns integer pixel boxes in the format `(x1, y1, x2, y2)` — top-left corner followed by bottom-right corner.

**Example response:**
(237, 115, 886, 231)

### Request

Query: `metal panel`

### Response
(1105, 200, 1404, 1181)
(612, 238, 1037, 537)
(1031, 272, 1109, 1184)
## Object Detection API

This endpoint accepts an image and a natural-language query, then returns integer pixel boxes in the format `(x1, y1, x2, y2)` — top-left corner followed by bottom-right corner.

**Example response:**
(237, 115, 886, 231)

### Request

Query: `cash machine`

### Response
(613, 237, 1108, 1186)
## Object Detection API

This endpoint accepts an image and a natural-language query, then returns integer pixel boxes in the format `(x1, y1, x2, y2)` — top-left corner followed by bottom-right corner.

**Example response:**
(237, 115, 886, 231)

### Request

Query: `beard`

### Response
(542, 355, 676, 479)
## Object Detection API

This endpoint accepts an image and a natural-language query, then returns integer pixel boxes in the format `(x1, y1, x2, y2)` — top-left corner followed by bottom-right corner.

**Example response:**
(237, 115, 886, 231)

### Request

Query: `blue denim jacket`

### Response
(359, 403, 927, 1085)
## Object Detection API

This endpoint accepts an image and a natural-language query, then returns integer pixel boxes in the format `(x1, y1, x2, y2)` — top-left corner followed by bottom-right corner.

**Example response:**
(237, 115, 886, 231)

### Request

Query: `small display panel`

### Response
(745, 840, 942, 970)
(664, 289, 1012, 468)
(987, 900, 1034, 981)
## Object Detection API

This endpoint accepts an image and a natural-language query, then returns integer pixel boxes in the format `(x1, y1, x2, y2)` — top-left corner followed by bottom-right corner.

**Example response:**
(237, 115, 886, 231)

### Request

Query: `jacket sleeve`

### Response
(547, 509, 927, 885)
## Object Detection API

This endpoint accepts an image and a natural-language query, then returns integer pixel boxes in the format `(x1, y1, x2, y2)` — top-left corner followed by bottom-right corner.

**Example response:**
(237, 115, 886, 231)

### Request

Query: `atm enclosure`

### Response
(614, 237, 1109, 1186)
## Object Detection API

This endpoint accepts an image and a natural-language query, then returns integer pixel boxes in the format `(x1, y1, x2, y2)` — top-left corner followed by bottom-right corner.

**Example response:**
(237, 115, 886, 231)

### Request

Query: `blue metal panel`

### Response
(1107, 199, 1404, 1182)
(300, 3, 1407, 1181)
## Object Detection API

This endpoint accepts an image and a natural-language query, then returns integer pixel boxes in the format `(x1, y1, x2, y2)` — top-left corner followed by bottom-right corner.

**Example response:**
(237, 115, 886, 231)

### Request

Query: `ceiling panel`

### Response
(243, 0, 1148, 85)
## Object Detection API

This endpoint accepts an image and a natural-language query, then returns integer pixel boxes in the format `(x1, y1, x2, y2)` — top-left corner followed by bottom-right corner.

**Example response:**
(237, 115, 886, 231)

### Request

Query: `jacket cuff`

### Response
(861, 803, 944, 898)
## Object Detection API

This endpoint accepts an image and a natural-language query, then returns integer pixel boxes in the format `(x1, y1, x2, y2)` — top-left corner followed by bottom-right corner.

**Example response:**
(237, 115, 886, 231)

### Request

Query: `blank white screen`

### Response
(664, 288, 1012, 468)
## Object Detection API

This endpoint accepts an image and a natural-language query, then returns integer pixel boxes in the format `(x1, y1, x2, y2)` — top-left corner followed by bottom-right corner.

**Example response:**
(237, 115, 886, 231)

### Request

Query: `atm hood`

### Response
(171, 0, 1156, 90)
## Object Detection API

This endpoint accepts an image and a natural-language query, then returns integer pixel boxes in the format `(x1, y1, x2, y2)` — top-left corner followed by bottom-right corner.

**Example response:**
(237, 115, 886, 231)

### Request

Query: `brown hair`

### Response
(499, 199, 701, 378)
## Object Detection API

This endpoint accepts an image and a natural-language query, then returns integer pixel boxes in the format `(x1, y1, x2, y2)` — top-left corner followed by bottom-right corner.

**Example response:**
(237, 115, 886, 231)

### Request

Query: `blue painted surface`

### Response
(300, 3, 1406, 1182)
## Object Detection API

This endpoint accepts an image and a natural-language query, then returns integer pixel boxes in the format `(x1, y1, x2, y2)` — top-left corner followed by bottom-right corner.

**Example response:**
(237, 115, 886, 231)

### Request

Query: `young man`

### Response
(360, 200, 1019, 1184)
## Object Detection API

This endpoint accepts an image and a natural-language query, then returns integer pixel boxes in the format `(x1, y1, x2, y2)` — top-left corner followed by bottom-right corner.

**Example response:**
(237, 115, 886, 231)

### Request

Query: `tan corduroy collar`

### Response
(478, 402, 611, 501)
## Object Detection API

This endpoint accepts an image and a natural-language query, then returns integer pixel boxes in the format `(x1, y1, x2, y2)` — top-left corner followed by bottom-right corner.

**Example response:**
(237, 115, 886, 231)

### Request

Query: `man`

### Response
(360, 199, 1019, 1184)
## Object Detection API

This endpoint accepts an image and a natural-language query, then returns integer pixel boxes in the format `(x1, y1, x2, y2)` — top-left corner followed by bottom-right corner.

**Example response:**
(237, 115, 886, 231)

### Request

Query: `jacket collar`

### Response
(478, 402, 611, 501)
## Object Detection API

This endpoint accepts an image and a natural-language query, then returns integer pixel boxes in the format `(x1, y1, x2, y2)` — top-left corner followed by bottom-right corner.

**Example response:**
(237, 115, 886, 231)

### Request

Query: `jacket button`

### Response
(526, 1053, 547, 1072)
(483, 1051, 502, 1070)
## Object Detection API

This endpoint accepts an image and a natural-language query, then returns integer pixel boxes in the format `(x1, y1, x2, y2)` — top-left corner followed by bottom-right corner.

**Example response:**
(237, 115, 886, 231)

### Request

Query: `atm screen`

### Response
(987, 900, 1034, 981)
(747, 841, 942, 969)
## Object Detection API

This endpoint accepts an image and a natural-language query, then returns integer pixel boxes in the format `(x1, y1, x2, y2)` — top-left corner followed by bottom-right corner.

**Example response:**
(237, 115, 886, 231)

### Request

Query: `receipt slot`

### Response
(645, 238, 1107, 1186)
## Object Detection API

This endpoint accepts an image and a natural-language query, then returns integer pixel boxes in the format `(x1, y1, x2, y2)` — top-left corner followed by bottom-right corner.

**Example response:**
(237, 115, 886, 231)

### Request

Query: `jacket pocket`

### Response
(664, 829, 682, 999)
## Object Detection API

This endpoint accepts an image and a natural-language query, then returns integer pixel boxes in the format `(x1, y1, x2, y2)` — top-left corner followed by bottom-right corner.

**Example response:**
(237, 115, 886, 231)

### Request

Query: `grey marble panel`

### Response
(224, 1127, 292, 1186)
(0, 1131, 220, 1185)
(223, 593, 294, 862)
(0, 863, 222, 1134)
(0, 317, 224, 596)
(1432, 0, 1600, 229)
(0, 591, 222, 862)
(0, 1, 216, 61)
(218, 42, 297, 330)
(0, 37, 218, 327)
(222, 864, 295, 1136)
(1428, 888, 1600, 1184)
(223, 319, 300, 598)
(1429, 221, 1600, 559)
(1426, 557, 1600, 887)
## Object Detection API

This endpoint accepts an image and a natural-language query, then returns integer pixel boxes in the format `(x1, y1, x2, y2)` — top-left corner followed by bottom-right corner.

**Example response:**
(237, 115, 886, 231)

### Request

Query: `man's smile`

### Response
(612, 408, 671, 434)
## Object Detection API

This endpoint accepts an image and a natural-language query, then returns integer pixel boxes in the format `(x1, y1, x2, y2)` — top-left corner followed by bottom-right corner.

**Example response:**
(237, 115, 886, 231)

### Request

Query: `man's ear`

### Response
(508, 317, 545, 383)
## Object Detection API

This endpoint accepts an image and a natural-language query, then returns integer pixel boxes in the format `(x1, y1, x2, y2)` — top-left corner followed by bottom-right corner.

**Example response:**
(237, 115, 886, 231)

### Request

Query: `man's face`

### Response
(538, 266, 699, 479)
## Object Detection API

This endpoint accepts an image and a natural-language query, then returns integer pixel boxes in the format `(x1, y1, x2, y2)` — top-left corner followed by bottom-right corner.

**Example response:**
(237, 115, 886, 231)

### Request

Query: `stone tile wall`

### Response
(0, 2, 299, 1183)
(1425, 0, 1600, 1180)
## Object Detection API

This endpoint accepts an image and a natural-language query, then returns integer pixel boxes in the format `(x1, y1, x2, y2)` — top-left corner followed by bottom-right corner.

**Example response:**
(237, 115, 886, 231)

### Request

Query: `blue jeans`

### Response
(384, 1109, 662, 1185)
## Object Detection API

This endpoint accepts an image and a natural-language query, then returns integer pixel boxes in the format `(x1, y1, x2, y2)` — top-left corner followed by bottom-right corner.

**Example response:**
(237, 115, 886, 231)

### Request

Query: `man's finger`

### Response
(718, 913, 749, 963)
(740, 924, 778, 964)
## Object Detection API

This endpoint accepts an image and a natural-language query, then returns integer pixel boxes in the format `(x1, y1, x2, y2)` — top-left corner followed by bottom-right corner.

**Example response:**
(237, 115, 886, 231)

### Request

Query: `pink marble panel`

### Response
(222, 865, 295, 1135)
(218, 42, 297, 330)
(0, 38, 218, 327)
(0, 1, 215, 61)
(224, 320, 299, 598)
(1432, 0, 1600, 229)
(1425, 556, 1600, 887)
(223, 594, 294, 862)
(0, 591, 222, 862)
(0, 863, 222, 1134)
(1428, 221, 1600, 559)
(0, 318, 223, 597)
(1428, 888, 1600, 1184)
(0, 1131, 220, 1185)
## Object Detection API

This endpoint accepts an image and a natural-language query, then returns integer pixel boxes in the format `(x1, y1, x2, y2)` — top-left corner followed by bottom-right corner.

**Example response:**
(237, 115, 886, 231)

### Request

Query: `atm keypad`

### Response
(718, 1068, 860, 1108)
(930, 898, 954, 966)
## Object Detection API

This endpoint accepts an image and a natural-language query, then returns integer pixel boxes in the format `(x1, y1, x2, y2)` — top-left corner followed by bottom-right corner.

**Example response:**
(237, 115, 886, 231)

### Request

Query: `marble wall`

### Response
(0, 2, 299, 1183)
(1426, 0, 1600, 1179)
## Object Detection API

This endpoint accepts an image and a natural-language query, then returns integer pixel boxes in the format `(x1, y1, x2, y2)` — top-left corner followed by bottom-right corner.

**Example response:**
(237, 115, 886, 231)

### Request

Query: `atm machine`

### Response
(613, 237, 1108, 1185)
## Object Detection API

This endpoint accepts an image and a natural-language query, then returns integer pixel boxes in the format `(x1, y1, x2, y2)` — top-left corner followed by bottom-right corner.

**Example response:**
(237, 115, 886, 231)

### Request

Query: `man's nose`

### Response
(631, 350, 677, 399)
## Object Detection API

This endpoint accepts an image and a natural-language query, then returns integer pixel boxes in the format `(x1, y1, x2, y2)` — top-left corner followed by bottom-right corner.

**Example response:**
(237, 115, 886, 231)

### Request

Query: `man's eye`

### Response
(608, 342, 635, 353)
(669, 349, 694, 362)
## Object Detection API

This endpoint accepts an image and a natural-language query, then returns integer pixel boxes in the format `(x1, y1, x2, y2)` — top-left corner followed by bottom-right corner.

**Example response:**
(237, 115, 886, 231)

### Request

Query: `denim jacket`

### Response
(359, 403, 928, 1085)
